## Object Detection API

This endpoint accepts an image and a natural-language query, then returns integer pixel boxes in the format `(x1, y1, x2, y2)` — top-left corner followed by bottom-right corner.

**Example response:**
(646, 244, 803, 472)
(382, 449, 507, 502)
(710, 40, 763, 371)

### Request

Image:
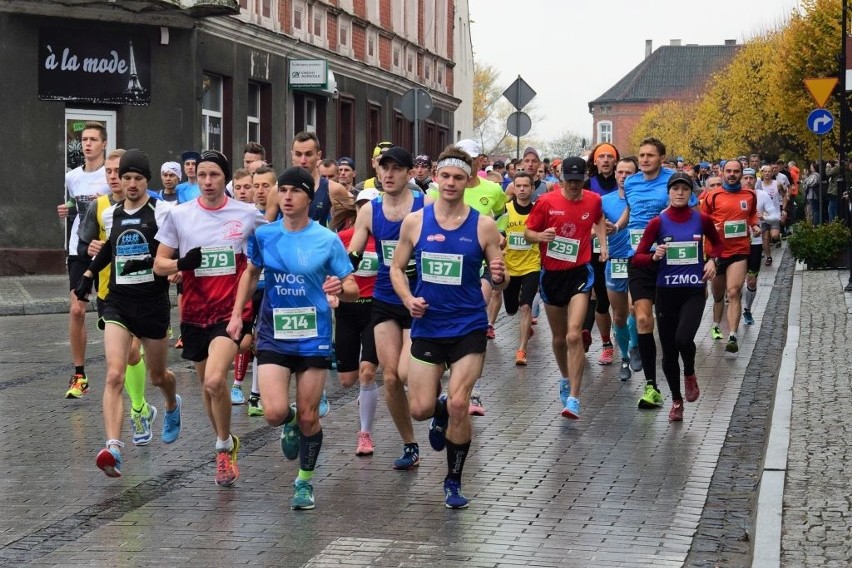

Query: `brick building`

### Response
(588, 40, 740, 154)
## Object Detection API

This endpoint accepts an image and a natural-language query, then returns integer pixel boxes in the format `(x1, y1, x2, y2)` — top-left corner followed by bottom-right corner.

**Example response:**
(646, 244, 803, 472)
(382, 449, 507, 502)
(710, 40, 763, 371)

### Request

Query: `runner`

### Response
(348, 146, 429, 470)
(175, 150, 200, 203)
(74, 149, 181, 476)
(632, 172, 722, 421)
(741, 168, 779, 325)
(228, 166, 358, 510)
(154, 150, 266, 487)
(158, 161, 181, 203)
(390, 145, 507, 508)
(525, 157, 608, 419)
(702, 160, 760, 353)
(757, 165, 785, 265)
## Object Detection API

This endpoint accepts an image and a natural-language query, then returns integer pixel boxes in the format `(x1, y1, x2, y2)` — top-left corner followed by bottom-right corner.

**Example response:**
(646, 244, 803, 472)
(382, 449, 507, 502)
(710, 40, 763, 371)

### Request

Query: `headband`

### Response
(593, 143, 618, 161)
(436, 158, 472, 176)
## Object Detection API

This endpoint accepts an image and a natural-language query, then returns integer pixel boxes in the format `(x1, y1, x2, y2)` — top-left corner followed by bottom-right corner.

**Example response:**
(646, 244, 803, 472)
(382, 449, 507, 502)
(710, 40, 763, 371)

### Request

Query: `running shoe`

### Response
(711, 325, 723, 340)
(582, 329, 592, 353)
(230, 385, 245, 405)
(618, 360, 632, 382)
(468, 391, 485, 416)
(515, 349, 527, 366)
(247, 395, 264, 417)
(162, 395, 182, 444)
(291, 479, 315, 510)
(725, 335, 739, 353)
(174, 335, 183, 349)
(319, 390, 330, 418)
(280, 404, 300, 460)
(765, 256, 772, 266)
(444, 478, 469, 509)
(65, 374, 89, 398)
(562, 396, 581, 420)
(638, 384, 664, 409)
(559, 378, 570, 408)
(130, 404, 157, 446)
(429, 395, 449, 451)
(684, 375, 700, 402)
(392, 444, 420, 470)
(215, 435, 240, 487)
(486, 324, 495, 340)
(355, 431, 374, 456)
(628, 348, 643, 372)
(743, 309, 755, 326)
(96, 447, 122, 478)
(668, 400, 684, 422)
(598, 343, 614, 365)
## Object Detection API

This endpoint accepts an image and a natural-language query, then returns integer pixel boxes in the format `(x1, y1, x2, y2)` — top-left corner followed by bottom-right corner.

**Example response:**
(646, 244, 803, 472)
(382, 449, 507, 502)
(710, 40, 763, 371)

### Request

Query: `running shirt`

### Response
(700, 188, 758, 257)
(427, 178, 506, 218)
(308, 177, 331, 227)
(601, 191, 632, 259)
(156, 197, 266, 327)
(411, 205, 487, 339)
(758, 180, 783, 214)
(78, 193, 119, 300)
(500, 199, 540, 276)
(105, 200, 171, 299)
(250, 220, 352, 357)
(754, 189, 780, 245)
(176, 181, 200, 204)
(372, 192, 425, 305)
(531, 179, 550, 202)
(624, 167, 697, 256)
(525, 189, 603, 271)
(158, 190, 179, 203)
(65, 165, 109, 255)
(584, 174, 618, 197)
(338, 226, 377, 298)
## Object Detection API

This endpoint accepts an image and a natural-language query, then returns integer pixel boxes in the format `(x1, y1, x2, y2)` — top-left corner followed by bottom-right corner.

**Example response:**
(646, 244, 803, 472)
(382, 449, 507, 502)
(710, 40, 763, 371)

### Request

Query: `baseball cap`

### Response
(493, 160, 505, 169)
(455, 139, 482, 159)
(667, 172, 694, 190)
(372, 141, 393, 158)
(181, 150, 200, 163)
(561, 157, 586, 181)
(356, 188, 380, 203)
(337, 157, 356, 169)
(378, 146, 414, 169)
(522, 146, 541, 160)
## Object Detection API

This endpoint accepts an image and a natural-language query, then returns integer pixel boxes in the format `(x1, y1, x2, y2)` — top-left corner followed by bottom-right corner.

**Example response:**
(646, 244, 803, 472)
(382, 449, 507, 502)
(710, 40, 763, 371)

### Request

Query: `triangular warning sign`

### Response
(804, 77, 839, 108)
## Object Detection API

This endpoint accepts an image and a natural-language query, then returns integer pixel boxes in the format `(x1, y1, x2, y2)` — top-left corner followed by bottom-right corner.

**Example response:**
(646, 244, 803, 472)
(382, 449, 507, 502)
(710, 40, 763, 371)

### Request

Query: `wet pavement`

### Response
(0, 247, 848, 567)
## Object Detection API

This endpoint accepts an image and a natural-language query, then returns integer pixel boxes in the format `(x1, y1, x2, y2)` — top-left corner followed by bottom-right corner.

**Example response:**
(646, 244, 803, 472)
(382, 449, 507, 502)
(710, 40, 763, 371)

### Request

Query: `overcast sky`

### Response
(467, 0, 801, 143)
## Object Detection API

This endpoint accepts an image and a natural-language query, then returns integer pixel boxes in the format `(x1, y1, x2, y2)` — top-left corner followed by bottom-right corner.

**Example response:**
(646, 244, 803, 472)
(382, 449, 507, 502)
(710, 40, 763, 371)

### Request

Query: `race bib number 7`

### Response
(195, 245, 236, 277)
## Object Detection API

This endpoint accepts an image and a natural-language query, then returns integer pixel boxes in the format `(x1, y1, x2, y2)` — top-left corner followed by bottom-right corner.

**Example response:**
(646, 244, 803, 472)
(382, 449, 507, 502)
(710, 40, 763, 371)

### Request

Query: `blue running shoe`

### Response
(318, 390, 330, 418)
(96, 447, 122, 478)
(162, 395, 182, 444)
(428, 395, 448, 452)
(562, 396, 581, 420)
(291, 479, 315, 510)
(392, 444, 420, 470)
(559, 379, 570, 408)
(743, 309, 755, 325)
(230, 385, 245, 405)
(444, 478, 469, 509)
(281, 404, 300, 460)
(131, 404, 157, 446)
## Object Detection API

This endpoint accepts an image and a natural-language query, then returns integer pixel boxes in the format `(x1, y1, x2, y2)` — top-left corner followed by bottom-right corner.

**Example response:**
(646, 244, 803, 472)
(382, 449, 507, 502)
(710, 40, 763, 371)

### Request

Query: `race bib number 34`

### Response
(195, 245, 236, 277)
(610, 258, 628, 279)
(421, 252, 463, 285)
(546, 236, 580, 263)
(273, 307, 318, 339)
(665, 241, 699, 265)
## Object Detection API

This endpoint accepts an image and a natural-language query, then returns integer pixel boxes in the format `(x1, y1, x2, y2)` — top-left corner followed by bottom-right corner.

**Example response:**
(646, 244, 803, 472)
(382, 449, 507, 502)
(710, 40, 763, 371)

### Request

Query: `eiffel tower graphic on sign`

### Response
(124, 41, 148, 100)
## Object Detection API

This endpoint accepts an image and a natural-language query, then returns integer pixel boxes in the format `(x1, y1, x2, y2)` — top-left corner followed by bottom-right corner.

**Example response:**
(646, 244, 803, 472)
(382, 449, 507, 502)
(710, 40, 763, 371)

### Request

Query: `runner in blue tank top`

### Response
(390, 145, 507, 510)
(347, 146, 432, 472)
(632, 172, 722, 423)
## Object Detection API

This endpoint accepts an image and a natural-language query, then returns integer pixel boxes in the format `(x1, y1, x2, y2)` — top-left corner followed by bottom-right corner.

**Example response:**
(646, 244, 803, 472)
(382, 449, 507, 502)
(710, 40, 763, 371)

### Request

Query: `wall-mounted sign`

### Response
(289, 59, 327, 89)
(39, 27, 151, 105)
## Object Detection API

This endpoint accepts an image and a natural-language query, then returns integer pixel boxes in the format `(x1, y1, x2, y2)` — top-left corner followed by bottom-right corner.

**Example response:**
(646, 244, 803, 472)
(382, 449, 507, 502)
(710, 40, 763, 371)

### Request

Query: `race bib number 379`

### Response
(194, 245, 236, 277)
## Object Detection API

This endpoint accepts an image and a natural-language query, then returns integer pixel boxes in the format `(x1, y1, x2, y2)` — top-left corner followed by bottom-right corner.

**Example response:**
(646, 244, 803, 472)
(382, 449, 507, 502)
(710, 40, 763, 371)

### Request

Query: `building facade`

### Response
(0, 0, 466, 274)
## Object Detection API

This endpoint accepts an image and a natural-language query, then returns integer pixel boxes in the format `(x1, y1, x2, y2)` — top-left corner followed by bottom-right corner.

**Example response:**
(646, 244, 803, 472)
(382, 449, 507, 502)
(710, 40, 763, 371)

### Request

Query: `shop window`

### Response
(247, 82, 261, 143)
(202, 73, 223, 151)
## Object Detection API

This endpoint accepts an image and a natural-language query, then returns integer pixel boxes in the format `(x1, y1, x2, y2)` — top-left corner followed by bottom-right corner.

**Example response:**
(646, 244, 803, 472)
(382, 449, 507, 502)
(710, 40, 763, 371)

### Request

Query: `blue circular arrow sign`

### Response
(807, 108, 834, 135)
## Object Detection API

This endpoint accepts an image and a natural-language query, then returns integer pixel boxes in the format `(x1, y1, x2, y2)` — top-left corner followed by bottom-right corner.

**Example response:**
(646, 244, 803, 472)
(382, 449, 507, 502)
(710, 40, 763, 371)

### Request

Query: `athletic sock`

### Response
(124, 357, 148, 414)
(601, 334, 611, 345)
(359, 383, 379, 433)
(744, 286, 756, 310)
(445, 439, 471, 483)
(234, 350, 252, 383)
(627, 314, 639, 351)
(299, 430, 324, 473)
(215, 436, 234, 452)
(297, 468, 315, 482)
(75, 365, 85, 377)
(614, 324, 630, 360)
(637, 332, 657, 388)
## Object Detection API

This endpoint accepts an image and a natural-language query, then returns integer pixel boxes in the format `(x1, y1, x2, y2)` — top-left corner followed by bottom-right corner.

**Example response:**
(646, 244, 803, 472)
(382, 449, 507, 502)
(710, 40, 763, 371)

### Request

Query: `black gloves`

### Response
(74, 274, 94, 302)
(120, 257, 154, 275)
(349, 251, 363, 270)
(176, 247, 203, 271)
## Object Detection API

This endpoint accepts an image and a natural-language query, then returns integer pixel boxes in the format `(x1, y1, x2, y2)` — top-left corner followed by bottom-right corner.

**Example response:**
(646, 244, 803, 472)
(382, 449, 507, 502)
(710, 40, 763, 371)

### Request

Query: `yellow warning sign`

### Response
(804, 77, 839, 108)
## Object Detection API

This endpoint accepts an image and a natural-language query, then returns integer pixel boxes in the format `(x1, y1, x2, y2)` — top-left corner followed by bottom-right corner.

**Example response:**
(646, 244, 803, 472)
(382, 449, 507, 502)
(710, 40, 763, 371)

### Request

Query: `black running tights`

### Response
(654, 287, 706, 400)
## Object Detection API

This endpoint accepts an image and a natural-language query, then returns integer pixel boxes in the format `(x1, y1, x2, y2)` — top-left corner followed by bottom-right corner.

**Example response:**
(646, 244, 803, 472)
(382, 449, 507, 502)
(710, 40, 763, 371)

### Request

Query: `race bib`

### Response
(354, 251, 379, 277)
(592, 235, 601, 254)
(421, 252, 463, 285)
(272, 307, 318, 339)
(610, 258, 628, 279)
(665, 241, 699, 265)
(380, 239, 415, 270)
(195, 245, 236, 277)
(114, 255, 155, 285)
(506, 233, 531, 251)
(629, 229, 644, 250)
(723, 220, 747, 238)
(546, 236, 580, 263)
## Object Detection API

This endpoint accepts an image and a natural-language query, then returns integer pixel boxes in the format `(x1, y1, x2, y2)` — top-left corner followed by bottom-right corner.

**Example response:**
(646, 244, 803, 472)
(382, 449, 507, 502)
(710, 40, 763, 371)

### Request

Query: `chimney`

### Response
(670, 39, 681, 46)
(724, 39, 736, 46)
(645, 39, 652, 59)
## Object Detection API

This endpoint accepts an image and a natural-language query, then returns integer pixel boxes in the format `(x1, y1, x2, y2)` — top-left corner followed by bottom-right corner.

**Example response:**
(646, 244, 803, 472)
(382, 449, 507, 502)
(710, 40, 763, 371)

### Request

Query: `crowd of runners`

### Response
(60, 121, 797, 510)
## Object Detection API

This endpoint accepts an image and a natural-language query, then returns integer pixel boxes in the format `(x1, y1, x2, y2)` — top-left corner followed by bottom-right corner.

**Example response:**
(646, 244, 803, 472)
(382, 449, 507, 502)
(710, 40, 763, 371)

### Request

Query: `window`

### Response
(368, 103, 382, 165)
(393, 47, 400, 68)
(407, 52, 413, 73)
(313, 12, 323, 37)
(437, 63, 444, 86)
(340, 25, 348, 46)
(238, 0, 276, 28)
(597, 120, 613, 144)
(202, 73, 223, 151)
(305, 98, 317, 133)
(368, 32, 376, 59)
(247, 83, 261, 143)
(424, 61, 431, 81)
(337, 97, 355, 159)
(394, 112, 412, 151)
(294, 5, 303, 29)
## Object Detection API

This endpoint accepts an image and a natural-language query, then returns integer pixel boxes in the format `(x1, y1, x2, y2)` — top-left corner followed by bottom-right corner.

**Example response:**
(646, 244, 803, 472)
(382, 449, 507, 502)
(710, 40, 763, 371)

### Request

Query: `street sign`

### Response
(807, 108, 834, 135)
(507, 111, 531, 137)
(803, 77, 838, 108)
(503, 76, 536, 110)
(401, 88, 433, 122)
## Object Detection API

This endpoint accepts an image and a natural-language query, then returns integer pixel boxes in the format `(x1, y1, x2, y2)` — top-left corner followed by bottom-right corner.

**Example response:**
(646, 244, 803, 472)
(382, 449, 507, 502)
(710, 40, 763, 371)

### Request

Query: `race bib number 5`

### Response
(421, 252, 463, 285)
(665, 241, 699, 265)
(546, 236, 580, 263)
(195, 245, 236, 277)
(272, 307, 318, 339)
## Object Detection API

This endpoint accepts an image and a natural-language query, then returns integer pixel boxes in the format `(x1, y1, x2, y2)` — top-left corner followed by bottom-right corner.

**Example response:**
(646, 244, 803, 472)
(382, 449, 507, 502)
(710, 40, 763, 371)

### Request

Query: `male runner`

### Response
(741, 168, 778, 325)
(337, 157, 357, 195)
(158, 161, 181, 202)
(175, 150, 200, 203)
